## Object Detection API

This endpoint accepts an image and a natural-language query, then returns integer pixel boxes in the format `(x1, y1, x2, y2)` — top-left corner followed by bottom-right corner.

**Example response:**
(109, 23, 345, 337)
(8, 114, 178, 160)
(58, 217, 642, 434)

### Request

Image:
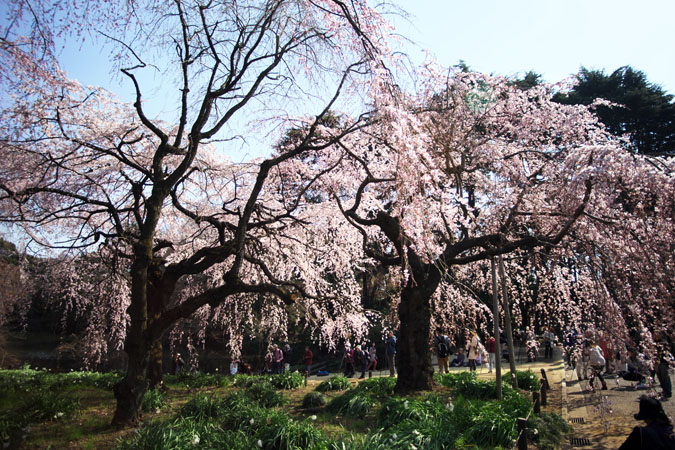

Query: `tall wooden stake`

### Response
(491, 257, 502, 400)
(499, 255, 518, 389)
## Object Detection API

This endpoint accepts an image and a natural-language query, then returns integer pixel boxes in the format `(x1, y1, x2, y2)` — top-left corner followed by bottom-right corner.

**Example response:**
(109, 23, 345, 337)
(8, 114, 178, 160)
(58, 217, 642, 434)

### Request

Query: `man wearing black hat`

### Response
(618, 395, 675, 449)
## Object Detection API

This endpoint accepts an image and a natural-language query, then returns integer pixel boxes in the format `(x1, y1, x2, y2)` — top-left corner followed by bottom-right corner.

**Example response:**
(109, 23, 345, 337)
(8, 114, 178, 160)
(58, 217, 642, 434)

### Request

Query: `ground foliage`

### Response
(0, 367, 574, 449)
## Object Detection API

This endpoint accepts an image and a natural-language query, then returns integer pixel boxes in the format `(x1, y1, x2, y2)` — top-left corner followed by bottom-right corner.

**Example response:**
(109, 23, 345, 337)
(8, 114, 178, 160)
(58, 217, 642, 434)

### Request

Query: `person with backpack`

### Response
(435, 331, 451, 374)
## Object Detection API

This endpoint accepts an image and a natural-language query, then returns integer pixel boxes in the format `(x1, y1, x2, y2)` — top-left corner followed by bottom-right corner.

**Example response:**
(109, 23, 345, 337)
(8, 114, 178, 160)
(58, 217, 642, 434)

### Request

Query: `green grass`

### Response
(0, 367, 566, 450)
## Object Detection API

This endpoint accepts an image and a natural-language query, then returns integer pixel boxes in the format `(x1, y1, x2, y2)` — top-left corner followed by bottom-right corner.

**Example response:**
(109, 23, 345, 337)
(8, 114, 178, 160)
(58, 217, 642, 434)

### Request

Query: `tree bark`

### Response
(112, 345, 150, 426)
(394, 264, 440, 394)
(147, 339, 163, 389)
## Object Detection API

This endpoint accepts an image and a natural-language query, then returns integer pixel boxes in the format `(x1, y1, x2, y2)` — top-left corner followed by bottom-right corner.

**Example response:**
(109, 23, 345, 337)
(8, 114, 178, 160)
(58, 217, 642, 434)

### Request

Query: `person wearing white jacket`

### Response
(588, 342, 608, 391)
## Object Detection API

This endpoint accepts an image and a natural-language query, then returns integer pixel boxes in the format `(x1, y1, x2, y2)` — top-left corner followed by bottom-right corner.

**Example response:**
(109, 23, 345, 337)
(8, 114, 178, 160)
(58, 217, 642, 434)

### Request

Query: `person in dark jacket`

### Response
(343, 346, 355, 378)
(618, 395, 675, 450)
(354, 345, 368, 379)
(385, 332, 397, 377)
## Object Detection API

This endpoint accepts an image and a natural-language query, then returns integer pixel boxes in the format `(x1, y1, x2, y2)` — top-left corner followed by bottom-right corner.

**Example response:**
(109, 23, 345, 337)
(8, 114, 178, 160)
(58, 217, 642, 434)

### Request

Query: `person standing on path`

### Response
(467, 330, 480, 372)
(273, 344, 284, 374)
(366, 343, 377, 378)
(343, 345, 355, 378)
(283, 344, 293, 373)
(563, 325, 577, 369)
(435, 331, 451, 374)
(542, 327, 556, 360)
(654, 331, 673, 400)
(588, 340, 608, 391)
(354, 345, 368, 379)
(385, 331, 397, 377)
(303, 346, 313, 377)
(487, 336, 496, 373)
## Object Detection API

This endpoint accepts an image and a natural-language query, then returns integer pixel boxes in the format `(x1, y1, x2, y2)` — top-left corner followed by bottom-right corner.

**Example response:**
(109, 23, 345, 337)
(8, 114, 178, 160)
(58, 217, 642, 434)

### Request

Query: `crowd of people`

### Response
(170, 325, 671, 404)
(562, 327, 673, 400)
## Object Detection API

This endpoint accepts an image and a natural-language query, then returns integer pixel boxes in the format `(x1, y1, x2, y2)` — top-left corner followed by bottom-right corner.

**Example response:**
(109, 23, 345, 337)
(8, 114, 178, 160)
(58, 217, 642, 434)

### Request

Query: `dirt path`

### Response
(565, 368, 674, 449)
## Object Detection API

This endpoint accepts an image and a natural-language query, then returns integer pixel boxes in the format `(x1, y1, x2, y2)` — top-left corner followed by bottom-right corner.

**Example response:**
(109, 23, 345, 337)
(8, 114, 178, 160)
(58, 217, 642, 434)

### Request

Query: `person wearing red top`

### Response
(303, 346, 313, 377)
(487, 337, 496, 373)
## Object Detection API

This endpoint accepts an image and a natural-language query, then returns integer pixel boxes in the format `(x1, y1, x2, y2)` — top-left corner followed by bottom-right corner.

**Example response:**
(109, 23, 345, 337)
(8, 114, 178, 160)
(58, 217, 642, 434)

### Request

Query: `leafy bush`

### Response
(256, 414, 330, 450)
(375, 391, 531, 449)
(19, 389, 80, 422)
(326, 390, 374, 418)
(515, 370, 541, 392)
(232, 374, 267, 389)
(315, 376, 351, 392)
(353, 377, 395, 397)
(0, 368, 121, 392)
(247, 382, 287, 407)
(141, 389, 166, 412)
(165, 371, 231, 388)
(463, 401, 517, 448)
(434, 370, 478, 389)
(302, 391, 328, 409)
(378, 397, 445, 429)
(180, 393, 229, 421)
(117, 417, 253, 450)
(528, 412, 573, 450)
(268, 371, 305, 390)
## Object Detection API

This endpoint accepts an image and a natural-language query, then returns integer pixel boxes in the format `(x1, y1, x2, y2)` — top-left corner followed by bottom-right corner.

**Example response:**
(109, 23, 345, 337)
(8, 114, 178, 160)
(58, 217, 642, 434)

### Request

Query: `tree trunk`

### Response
(112, 345, 149, 426)
(394, 265, 440, 394)
(112, 244, 152, 426)
(147, 339, 163, 389)
(146, 263, 171, 389)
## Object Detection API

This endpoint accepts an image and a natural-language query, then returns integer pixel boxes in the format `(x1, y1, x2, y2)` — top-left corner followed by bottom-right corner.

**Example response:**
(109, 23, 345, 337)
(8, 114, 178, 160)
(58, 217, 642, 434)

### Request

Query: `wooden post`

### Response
(498, 256, 518, 389)
(540, 380, 547, 406)
(491, 257, 502, 400)
(533, 391, 541, 414)
(540, 368, 550, 390)
(517, 417, 528, 450)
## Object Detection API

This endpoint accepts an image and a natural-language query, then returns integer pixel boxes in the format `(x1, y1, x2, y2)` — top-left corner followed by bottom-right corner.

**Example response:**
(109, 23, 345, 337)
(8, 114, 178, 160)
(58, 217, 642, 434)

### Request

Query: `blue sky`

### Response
(54, 0, 675, 106)
(391, 0, 675, 93)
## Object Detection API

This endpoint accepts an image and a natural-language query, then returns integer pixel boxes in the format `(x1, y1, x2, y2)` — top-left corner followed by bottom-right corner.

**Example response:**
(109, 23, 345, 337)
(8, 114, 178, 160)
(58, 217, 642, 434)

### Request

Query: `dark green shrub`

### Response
(326, 390, 374, 418)
(528, 412, 573, 450)
(515, 370, 541, 392)
(434, 370, 478, 388)
(117, 417, 252, 449)
(232, 374, 268, 389)
(268, 371, 305, 390)
(256, 413, 330, 450)
(141, 388, 166, 412)
(247, 382, 287, 407)
(302, 392, 327, 409)
(315, 376, 351, 392)
(166, 371, 231, 388)
(180, 393, 228, 421)
(463, 401, 517, 448)
(378, 397, 445, 429)
(353, 377, 395, 397)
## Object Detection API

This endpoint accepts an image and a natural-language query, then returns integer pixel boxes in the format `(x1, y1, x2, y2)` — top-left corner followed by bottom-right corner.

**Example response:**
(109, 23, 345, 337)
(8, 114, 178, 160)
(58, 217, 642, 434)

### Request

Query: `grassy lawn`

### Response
(0, 369, 571, 449)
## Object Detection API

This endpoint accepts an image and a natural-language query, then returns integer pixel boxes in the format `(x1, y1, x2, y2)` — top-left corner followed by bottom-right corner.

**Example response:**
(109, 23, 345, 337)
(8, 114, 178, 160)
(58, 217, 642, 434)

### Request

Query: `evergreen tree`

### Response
(554, 66, 675, 156)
